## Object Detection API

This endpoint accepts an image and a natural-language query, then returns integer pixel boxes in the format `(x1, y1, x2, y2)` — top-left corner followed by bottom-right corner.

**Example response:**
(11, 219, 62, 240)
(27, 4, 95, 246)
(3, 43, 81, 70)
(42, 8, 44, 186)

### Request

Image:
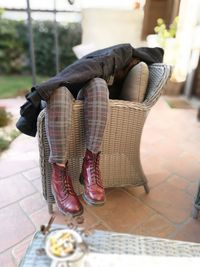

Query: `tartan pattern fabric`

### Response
(45, 78, 109, 163)
(45, 87, 74, 163)
(77, 78, 109, 153)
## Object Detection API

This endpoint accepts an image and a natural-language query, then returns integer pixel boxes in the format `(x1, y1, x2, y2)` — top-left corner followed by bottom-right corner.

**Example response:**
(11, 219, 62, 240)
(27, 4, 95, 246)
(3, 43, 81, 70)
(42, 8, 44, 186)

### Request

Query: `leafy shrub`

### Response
(0, 128, 20, 153)
(0, 107, 12, 127)
(0, 18, 27, 74)
(9, 129, 20, 140)
(33, 21, 81, 76)
(0, 11, 82, 76)
(59, 22, 82, 71)
(0, 137, 10, 152)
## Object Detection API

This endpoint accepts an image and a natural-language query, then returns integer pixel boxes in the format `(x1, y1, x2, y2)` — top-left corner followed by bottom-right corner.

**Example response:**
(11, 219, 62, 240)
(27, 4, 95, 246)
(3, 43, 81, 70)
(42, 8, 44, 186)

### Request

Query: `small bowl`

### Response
(45, 228, 84, 263)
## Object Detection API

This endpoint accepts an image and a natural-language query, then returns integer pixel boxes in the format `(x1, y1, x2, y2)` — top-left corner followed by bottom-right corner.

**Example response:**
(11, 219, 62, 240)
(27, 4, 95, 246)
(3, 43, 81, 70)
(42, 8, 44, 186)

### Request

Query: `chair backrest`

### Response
(120, 61, 149, 102)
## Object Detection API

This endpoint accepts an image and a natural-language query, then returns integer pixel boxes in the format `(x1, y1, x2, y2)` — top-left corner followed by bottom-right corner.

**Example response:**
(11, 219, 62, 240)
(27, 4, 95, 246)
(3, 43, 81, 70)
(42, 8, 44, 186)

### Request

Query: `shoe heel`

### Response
(79, 174, 84, 185)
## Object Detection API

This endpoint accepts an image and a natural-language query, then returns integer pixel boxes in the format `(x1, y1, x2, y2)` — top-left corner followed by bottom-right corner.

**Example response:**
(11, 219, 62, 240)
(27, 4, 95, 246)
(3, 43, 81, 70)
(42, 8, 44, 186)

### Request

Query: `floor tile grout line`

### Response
(129, 212, 157, 234)
(82, 203, 107, 223)
(83, 206, 113, 231)
(0, 232, 35, 256)
(123, 185, 194, 230)
(0, 164, 39, 181)
(29, 179, 43, 193)
(147, 172, 199, 199)
(160, 173, 198, 195)
(11, 234, 34, 266)
(166, 216, 195, 240)
(26, 201, 112, 233)
(21, 171, 42, 182)
(131, 195, 193, 227)
(19, 196, 47, 217)
(90, 220, 112, 231)
(120, 188, 178, 234)
(27, 206, 52, 229)
(0, 201, 38, 254)
(131, 209, 192, 239)
(0, 190, 42, 211)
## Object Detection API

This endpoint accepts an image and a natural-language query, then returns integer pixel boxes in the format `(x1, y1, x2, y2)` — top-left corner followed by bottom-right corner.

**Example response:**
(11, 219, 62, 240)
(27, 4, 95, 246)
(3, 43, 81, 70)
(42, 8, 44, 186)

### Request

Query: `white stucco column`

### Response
(173, 0, 200, 82)
(81, 8, 145, 50)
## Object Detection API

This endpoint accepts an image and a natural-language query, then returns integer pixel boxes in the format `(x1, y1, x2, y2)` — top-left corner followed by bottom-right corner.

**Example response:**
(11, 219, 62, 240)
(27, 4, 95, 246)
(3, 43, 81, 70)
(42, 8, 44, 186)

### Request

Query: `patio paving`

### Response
(0, 96, 200, 266)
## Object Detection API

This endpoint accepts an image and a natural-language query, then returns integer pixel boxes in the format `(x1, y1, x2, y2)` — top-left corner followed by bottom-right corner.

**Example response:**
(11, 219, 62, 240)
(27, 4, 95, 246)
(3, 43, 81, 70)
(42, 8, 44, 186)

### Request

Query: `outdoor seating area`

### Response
(0, 94, 200, 266)
(37, 63, 171, 213)
(0, 0, 200, 267)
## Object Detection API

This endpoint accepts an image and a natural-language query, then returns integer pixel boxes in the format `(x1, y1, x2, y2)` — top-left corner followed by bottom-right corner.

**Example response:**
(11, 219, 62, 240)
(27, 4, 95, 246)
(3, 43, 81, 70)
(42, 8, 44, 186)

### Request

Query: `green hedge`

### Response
(0, 12, 82, 76)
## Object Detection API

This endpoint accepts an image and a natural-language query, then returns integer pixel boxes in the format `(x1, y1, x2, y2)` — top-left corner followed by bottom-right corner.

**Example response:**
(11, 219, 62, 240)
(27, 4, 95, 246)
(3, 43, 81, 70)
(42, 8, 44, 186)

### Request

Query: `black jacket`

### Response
(33, 43, 164, 100)
(16, 43, 164, 137)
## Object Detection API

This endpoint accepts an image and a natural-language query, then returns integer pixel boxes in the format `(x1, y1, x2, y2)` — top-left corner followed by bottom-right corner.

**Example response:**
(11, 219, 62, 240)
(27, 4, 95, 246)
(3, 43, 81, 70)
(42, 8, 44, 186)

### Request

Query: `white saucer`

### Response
(45, 228, 85, 265)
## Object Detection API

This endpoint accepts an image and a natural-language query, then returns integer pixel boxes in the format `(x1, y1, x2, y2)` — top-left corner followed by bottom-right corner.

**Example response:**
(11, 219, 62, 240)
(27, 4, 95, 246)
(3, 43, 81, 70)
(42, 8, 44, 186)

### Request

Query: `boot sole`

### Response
(79, 175, 105, 206)
(82, 192, 105, 206)
(51, 186, 83, 217)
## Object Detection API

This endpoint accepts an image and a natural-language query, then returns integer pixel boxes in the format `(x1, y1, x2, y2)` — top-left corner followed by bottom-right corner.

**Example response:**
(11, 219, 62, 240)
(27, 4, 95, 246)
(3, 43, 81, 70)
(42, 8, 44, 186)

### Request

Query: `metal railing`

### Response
(1, 2, 81, 85)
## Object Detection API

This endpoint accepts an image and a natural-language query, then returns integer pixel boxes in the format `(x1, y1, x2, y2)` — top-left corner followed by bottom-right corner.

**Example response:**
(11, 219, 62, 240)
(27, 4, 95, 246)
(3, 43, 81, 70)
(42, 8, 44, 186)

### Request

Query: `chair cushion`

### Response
(120, 62, 149, 102)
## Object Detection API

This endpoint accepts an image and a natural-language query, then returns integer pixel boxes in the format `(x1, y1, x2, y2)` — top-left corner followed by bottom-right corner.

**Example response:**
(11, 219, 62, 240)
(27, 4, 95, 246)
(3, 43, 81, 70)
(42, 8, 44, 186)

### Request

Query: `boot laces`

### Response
(59, 169, 75, 195)
(88, 152, 103, 187)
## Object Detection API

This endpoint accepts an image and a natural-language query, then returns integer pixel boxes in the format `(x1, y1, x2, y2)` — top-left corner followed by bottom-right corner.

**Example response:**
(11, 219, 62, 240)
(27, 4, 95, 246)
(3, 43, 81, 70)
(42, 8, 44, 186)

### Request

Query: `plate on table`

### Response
(45, 228, 86, 266)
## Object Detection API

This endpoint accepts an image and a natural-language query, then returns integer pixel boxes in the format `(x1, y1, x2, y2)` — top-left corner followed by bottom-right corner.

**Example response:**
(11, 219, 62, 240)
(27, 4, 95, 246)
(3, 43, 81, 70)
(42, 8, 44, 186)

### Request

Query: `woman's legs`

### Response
(45, 86, 83, 216)
(45, 86, 74, 165)
(45, 78, 109, 212)
(46, 79, 109, 163)
(77, 77, 109, 153)
(77, 78, 109, 205)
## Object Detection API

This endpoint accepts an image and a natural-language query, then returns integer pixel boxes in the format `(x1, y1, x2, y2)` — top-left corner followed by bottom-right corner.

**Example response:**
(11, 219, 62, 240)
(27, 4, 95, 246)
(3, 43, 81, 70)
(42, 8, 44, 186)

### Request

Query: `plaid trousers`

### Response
(45, 78, 109, 164)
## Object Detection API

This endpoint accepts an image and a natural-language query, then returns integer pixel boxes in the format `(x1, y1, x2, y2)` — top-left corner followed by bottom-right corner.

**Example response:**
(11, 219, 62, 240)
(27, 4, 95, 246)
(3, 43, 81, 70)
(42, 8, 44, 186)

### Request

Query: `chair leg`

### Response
(192, 206, 199, 219)
(48, 203, 54, 214)
(144, 183, 150, 194)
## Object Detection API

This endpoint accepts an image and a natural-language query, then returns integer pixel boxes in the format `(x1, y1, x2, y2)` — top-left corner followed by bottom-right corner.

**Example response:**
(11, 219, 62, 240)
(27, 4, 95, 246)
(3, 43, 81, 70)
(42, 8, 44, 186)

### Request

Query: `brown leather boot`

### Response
(51, 163, 83, 216)
(80, 149, 105, 205)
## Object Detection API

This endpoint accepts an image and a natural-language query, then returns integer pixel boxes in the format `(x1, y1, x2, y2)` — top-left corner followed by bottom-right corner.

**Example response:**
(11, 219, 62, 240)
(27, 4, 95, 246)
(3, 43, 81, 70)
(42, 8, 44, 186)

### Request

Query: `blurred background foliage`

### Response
(0, 14, 82, 76)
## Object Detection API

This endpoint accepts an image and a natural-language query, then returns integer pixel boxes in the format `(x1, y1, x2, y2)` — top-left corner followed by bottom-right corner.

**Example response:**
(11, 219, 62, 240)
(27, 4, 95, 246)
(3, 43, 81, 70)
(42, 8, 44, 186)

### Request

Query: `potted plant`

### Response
(148, 17, 184, 95)
(154, 17, 178, 47)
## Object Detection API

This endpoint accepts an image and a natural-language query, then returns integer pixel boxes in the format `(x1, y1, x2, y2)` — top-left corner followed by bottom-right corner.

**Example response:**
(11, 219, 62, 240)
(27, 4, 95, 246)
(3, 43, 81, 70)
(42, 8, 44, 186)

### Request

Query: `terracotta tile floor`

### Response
(0, 96, 200, 266)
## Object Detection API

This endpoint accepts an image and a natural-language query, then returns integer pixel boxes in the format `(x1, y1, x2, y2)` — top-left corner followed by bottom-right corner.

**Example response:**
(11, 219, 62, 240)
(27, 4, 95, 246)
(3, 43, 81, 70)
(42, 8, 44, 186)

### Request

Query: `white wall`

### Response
(81, 8, 146, 50)
(173, 0, 200, 83)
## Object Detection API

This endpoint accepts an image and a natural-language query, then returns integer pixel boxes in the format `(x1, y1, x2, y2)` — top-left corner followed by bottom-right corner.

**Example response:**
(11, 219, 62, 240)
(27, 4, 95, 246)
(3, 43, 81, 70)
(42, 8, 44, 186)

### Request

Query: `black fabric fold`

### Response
(16, 43, 164, 137)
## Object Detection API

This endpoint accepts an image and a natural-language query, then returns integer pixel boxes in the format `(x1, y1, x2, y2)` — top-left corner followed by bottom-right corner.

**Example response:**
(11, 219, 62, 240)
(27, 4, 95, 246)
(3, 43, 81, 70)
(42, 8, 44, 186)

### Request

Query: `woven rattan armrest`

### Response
(143, 63, 171, 108)
(110, 64, 171, 110)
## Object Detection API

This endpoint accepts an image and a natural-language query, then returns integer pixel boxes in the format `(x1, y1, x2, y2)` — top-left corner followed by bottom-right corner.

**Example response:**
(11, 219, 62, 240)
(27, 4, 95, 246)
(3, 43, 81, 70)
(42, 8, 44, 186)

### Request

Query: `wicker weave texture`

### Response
(37, 64, 171, 205)
(86, 230, 200, 256)
(19, 228, 200, 267)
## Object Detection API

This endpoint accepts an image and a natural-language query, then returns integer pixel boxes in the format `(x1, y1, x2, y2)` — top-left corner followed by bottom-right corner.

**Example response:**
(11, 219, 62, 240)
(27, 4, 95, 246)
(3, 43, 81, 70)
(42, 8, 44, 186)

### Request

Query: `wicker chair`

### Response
(192, 181, 200, 219)
(37, 63, 171, 213)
